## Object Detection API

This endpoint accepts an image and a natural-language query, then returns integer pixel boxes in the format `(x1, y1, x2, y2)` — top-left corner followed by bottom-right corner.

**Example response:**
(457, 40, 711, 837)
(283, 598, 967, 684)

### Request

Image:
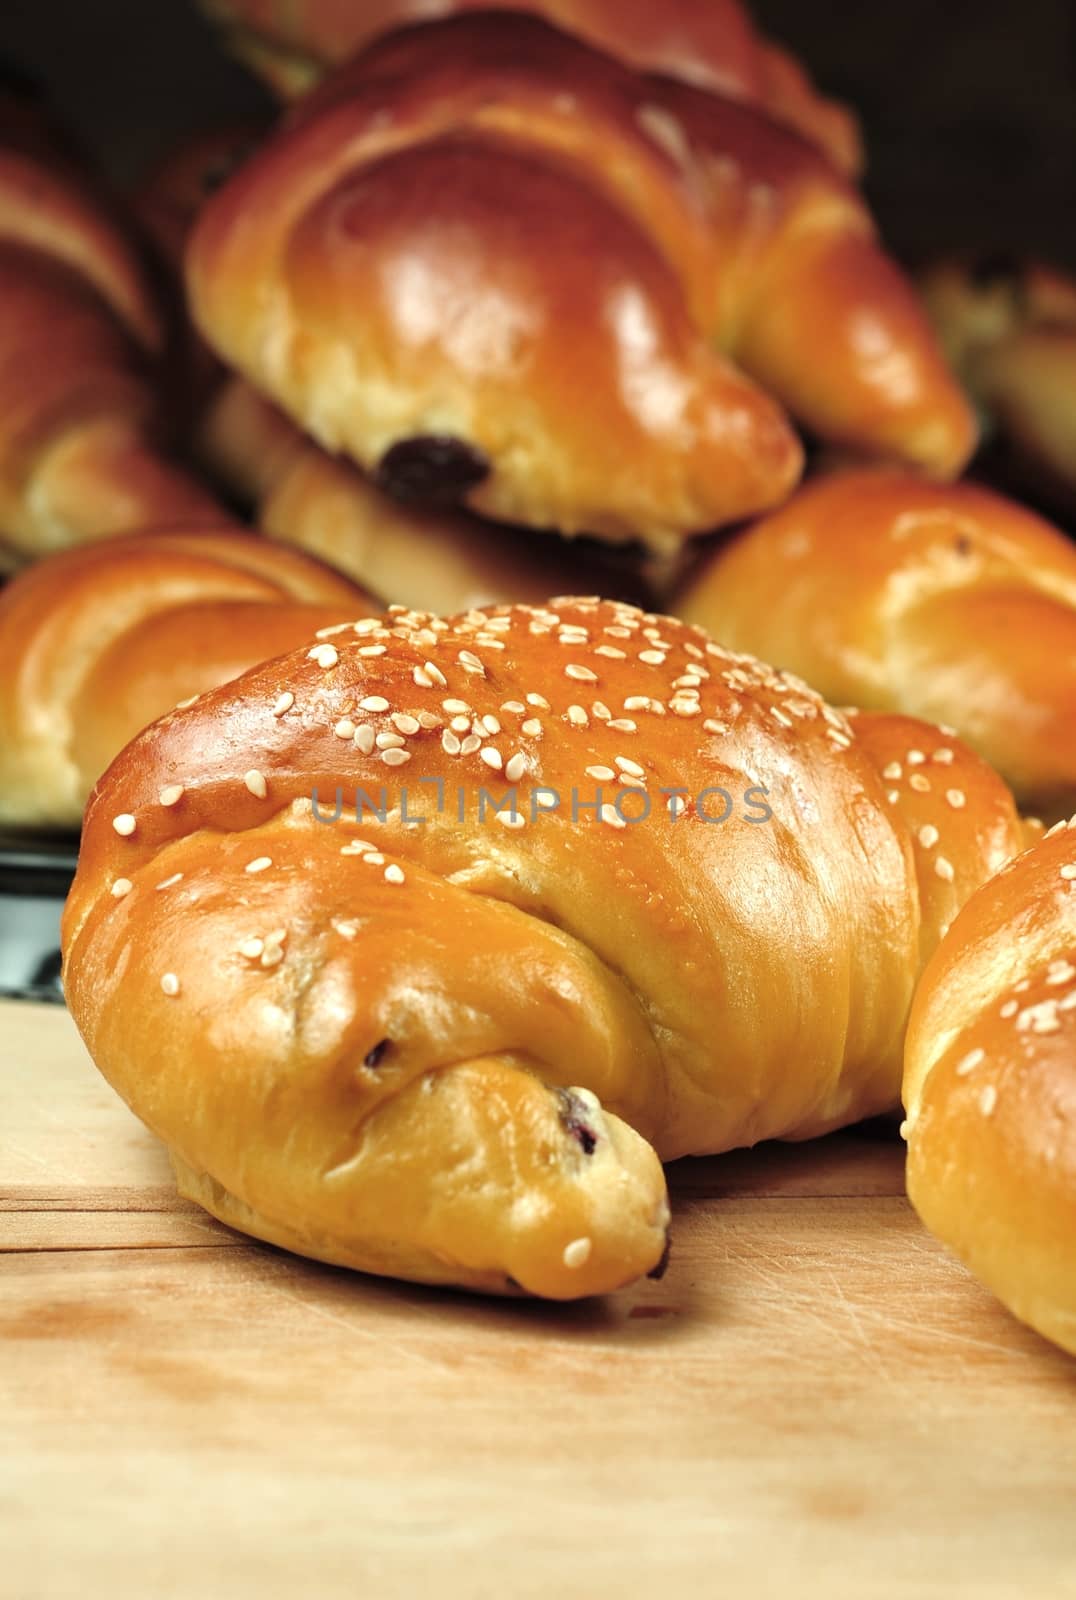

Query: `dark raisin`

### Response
(374, 435, 490, 507)
(954, 535, 972, 557)
(557, 1089, 599, 1156)
(363, 1038, 391, 1069)
(968, 251, 1020, 289)
(647, 1235, 673, 1281)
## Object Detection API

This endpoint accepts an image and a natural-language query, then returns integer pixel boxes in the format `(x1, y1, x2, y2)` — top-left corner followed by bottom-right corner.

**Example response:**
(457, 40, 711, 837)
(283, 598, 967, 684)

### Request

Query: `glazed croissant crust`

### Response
(187, 14, 974, 549)
(63, 598, 1024, 1298)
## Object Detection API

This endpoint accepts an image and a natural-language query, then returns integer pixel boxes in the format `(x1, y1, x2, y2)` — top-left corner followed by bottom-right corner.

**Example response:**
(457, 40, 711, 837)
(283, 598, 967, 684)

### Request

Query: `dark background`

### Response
(3, 0, 1075, 269)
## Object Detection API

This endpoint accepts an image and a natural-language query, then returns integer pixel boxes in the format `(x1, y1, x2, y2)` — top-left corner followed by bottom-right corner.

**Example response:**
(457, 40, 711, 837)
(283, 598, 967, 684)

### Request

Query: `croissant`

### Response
(0, 526, 373, 828)
(675, 469, 1076, 821)
(904, 818, 1076, 1355)
(201, 377, 661, 611)
(196, 0, 863, 174)
(0, 93, 222, 566)
(921, 255, 1076, 517)
(62, 597, 1025, 1298)
(187, 14, 974, 550)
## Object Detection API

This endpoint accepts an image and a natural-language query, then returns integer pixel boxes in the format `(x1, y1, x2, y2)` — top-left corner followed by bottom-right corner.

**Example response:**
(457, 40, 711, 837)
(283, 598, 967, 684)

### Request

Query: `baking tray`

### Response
(0, 830, 79, 1003)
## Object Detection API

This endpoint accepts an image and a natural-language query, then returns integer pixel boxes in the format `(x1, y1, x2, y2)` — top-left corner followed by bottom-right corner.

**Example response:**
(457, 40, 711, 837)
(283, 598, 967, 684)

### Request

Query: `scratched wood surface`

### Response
(2, 1000, 1075, 1600)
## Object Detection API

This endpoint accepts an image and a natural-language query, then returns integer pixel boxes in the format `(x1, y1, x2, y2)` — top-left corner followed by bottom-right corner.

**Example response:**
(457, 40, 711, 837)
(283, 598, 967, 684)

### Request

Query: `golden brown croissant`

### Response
(904, 819, 1076, 1355)
(675, 469, 1076, 820)
(62, 597, 1024, 1298)
(196, 0, 863, 174)
(201, 377, 661, 610)
(921, 255, 1076, 517)
(0, 526, 374, 828)
(0, 95, 222, 565)
(187, 15, 974, 550)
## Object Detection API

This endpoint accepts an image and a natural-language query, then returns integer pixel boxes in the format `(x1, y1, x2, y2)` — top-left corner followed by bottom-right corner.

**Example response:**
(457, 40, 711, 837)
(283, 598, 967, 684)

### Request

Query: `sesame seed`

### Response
(384, 864, 406, 885)
(481, 714, 501, 735)
(443, 699, 469, 714)
(906, 750, 926, 766)
(526, 693, 551, 710)
(608, 719, 637, 733)
(113, 813, 137, 836)
(1000, 998, 1018, 1018)
(353, 618, 381, 635)
(592, 702, 611, 720)
(358, 644, 386, 658)
(412, 666, 433, 688)
(422, 661, 448, 687)
(272, 692, 294, 718)
(451, 715, 471, 732)
(918, 824, 939, 849)
(600, 804, 626, 830)
(496, 811, 526, 830)
(480, 747, 503, 771)
(244, 769, 268, 799)
(909, 775, 931, 793)
(1047, 962, 1076, 986)
(156, 873, 183, 891)
(946, 790, 966, 810)
(111, 878, 133, 899)
(416, 712, 441, 730)
(932, 748, 955, 765)
(246, 856, 272, 873)
(883, 762, 902, 781)
(505, 753, 528, 783)
(586, 766, 616, 782)
(364, 852, 386, 867)
(334, 719, 356, 740)
(595, 645, 626, 659)
(308, 644, 338, 669)
(442, 730, 461, 755)
(671, 701, 701, 719)
(332, 919, 359, 940)
(956, 1047, 984, 1076)
(173, 695, 198, 711)
(935, 856, 955, 883)
(376, 732, 405, 751)
(360, 696, 389, 713)
(562, 1237, 592, 1269)
(615, 757, 644, 778)
(381, 748, 411, 767)
(1061, 865, 1076, 881)
(703, 720, 728, 736)
(159, 786, 184, 808)
(887, 791, 900, 804)
(260, 945, 285, 969)
(460, 734, 482, 756)
(567, 705, 589, 727)
(391, 713, 421, 735)
(624, 697, 650, 712)
(160, 973, 180, 997)
(522, 719, 543, 738)
(354, 725, 376, 755)
(979, 1085, 997, 1117)
(238, 937, 264, 958)
(501, 701, 526, 714)
(565, 664, 598, 683)
(638, 650, 666, 666)
(667, 795, 686, 819)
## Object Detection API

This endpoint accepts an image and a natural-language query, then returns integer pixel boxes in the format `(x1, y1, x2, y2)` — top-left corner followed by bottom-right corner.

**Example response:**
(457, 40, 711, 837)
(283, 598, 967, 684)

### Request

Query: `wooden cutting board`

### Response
(3, 999, 1075, 1599)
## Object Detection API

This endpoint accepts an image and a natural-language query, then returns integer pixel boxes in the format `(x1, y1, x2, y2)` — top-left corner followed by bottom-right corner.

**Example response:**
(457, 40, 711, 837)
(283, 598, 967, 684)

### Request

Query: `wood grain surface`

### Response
(2, 999, 1075, 1599)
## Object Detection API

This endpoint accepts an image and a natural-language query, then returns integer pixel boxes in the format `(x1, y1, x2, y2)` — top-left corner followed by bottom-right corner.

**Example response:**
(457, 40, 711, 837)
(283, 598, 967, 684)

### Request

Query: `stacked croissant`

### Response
(4, 0, 1075, 1357)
